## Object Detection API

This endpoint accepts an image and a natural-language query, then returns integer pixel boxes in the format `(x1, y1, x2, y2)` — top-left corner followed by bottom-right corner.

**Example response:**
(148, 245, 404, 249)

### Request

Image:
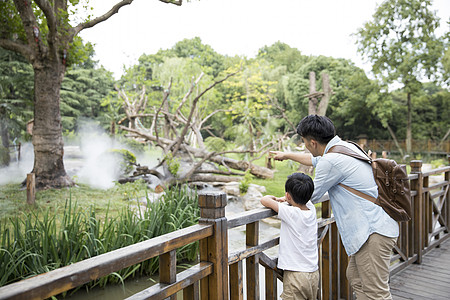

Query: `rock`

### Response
(242, 185, 264, 210)
(221, 182, 240, 196)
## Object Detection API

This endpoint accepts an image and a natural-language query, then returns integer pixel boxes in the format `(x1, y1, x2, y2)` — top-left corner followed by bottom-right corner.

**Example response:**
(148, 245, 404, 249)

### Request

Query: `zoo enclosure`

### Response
(0, 157, 449, 300)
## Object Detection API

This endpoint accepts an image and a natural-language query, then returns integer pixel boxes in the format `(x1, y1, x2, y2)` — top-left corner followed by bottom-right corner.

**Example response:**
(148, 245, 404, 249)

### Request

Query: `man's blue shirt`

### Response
(310, 136, 399, 256)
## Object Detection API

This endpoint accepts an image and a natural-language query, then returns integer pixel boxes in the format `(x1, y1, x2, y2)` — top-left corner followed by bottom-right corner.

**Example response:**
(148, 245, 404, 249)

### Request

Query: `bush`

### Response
(0, 185, 199, 293)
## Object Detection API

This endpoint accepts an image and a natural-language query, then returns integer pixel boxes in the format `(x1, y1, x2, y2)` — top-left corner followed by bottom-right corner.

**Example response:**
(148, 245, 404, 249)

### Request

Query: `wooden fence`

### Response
(0, 157, 449, 300)
(359, 139, 450, 154)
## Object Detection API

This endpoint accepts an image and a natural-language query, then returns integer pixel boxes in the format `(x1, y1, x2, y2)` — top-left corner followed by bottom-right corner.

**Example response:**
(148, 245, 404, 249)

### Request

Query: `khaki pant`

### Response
(347, 233, 397, 300)
(281, 269, 319, 300)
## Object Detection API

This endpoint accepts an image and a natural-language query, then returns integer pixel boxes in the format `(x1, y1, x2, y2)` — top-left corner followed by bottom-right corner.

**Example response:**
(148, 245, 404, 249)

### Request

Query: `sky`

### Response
(79, 0, 450, 79)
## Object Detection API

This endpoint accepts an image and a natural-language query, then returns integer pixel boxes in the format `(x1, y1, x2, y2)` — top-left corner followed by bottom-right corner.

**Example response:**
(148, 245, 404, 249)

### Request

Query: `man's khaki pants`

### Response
(347, 233, 397, 300)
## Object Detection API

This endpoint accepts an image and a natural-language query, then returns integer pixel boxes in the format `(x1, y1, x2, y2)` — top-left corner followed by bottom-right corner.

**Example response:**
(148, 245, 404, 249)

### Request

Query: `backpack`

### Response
(328, 141, 412, 222)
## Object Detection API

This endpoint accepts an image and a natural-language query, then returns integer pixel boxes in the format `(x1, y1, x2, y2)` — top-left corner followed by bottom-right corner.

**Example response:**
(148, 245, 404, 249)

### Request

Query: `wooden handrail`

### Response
(0, 159, 448, 300)
(0, 223, 213, 300)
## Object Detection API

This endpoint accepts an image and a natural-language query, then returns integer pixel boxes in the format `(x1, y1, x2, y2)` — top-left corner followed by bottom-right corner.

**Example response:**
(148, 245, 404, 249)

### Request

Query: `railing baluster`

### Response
(246, 221, 259, 300)
(331, 222, 339, 299)
(321, 201, 331, 300)
(446, 156, 450, 233)
(159, 250, 177, 300)
(229, 261, 244, 300)
(265, 265, 277, 300)
(183, 282, 199, 300)
(411, 160, 424, 264)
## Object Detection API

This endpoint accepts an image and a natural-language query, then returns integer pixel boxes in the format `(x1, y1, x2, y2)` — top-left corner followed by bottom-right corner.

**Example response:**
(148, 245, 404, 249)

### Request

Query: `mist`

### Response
(0, 121, 161, 189)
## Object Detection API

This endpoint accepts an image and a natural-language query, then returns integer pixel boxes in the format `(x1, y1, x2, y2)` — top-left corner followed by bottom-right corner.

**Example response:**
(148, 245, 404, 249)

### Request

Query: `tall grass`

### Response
(0, 185, 199, 294)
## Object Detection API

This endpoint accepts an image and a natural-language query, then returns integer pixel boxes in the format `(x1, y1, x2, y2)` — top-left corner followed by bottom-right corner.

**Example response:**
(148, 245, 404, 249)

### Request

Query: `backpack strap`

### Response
(338, 183, 378, 204)
(327, 142, 379, 206)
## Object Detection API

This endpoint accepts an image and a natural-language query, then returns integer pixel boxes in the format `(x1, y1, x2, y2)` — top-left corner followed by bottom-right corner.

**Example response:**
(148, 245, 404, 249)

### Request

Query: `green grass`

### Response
(0, 183, 199, 294)
(252, 159, 302, 196)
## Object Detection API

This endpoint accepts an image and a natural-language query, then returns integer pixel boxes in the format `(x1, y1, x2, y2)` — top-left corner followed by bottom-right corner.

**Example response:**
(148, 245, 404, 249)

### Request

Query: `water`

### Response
(67, 198, 283, 299)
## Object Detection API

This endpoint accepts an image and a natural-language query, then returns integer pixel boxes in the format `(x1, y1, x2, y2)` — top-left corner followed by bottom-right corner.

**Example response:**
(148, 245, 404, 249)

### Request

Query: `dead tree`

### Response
(118, 69, 275, 188)
(117, 85, 148, 129)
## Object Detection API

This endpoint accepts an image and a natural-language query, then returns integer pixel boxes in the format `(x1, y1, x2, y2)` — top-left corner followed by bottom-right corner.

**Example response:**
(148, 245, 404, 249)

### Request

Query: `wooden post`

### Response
(26, 173, 35, 205)
(159, 250, 177, 300)
(265, 266, 277, 300)
(410, 160, 423, 264)
(321, 201, 331, 300)
(246, 221, 259, 300)
(229, 261, 244, 300)
(198, 191, 228, 300)
(444, 155, 450, 235)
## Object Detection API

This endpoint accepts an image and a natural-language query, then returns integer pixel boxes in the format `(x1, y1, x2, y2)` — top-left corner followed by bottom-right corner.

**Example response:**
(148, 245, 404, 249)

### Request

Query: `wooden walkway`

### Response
(391, 237, 450, 300)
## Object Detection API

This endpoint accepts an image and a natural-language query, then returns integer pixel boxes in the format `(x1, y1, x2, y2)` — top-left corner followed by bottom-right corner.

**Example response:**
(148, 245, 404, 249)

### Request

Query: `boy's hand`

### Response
(269, 151, 286, 161)
(260, 195, 279, 213)
(275, 196, 286, 202)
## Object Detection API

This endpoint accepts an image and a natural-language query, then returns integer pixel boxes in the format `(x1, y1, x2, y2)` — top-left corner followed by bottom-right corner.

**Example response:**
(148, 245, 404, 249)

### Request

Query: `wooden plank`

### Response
(227, 208, 275, 229)
(26, 173, 35, 205)
(229, 261, 244, 300)
(246, 221, 259, 300)
(390, 238, 450, 300)
(0, 224, 213, 300)
(125, 262, 213, 300)
(265, 266, 277, 300)
(183, 282, 199, 300)
(159, 250, 176, 300)
(321, 201, 331, 300)
(228, 237, 279, 265)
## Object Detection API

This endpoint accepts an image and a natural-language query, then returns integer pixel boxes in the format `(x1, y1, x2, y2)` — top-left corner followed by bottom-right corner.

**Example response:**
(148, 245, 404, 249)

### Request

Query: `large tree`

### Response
(0, 0, 182, 189)
(355, 0, 445, 153)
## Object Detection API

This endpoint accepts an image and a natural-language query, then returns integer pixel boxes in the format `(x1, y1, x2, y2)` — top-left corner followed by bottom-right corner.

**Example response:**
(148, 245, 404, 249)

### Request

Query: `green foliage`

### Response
(0, 49, 34, 140)
(165, 153, 180, 176)
(239, 171, 252, 194)
(108, 149, 137, 175)
(0, 185, 199, 290)
(355, 0, 445, 87)
(61, 66, 115, 131)
(204, 137, 228, 152)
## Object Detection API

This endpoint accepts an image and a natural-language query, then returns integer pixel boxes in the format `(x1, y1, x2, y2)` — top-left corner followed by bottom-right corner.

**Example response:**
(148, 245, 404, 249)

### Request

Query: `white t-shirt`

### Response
(277, 201, 318, 272)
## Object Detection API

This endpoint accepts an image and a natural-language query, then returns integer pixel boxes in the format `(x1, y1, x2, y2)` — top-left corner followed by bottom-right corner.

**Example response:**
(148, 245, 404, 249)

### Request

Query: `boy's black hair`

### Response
(285, 172, 314, 206)
(296, 115, 336, 144)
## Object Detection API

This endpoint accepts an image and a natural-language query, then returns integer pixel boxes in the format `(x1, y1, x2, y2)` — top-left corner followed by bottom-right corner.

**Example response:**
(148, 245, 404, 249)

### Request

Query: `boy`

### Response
(260, 172, 319, 300)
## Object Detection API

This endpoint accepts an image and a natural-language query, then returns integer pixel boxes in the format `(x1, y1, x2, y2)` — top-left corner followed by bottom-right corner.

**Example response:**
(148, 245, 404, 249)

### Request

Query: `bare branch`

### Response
(154, 79, 172, 144)
(199, 109, 230, 128)
(34, 0, 56, 45)
(0, 39, 33, 61)
(176, 73, 204, 116)
(159, 0, 183, 6)
(13, 0, 44, 51)
(72, 0, 133, 36)
(181, 152, 217, 181)
(171, 69, 240, 156)
(195, 170, 246, 176)
(268, 94, 296, 132)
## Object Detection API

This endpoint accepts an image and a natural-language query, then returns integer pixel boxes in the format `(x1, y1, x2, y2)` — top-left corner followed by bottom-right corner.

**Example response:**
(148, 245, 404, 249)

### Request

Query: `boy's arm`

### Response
(260, 195, 283, 213)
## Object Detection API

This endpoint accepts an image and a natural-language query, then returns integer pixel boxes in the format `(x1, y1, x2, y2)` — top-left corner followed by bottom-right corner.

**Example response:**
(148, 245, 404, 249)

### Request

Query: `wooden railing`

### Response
(358, 139, 450, 154)
(0, 158, 449, 300)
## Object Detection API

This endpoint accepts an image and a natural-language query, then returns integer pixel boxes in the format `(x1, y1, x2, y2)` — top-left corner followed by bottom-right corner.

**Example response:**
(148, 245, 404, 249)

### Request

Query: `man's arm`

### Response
(269, 151, 313, 166)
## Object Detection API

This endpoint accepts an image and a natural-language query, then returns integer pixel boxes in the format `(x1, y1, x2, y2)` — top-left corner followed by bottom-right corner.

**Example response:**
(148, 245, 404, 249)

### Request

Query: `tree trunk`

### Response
(0, 113, 10, 166)
(406, 92, 412, 154)
(31, 62, 73, 189)
(386, 123, 404, 157)
(308, 72, 318, 115)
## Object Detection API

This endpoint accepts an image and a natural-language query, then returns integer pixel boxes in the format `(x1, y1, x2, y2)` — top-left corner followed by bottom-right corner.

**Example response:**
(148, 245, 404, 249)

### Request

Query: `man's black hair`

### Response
(285, 172, 314, 206)
(296, 115, 336, 144)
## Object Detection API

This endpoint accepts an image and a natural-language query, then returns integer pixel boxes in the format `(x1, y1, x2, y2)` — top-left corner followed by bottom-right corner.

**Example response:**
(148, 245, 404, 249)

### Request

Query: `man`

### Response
(270, 115, 398, 300)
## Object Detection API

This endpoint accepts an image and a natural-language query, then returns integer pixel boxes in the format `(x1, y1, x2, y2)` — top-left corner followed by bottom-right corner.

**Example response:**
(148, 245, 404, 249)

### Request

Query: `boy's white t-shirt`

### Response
(277, 201, 318, 272)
